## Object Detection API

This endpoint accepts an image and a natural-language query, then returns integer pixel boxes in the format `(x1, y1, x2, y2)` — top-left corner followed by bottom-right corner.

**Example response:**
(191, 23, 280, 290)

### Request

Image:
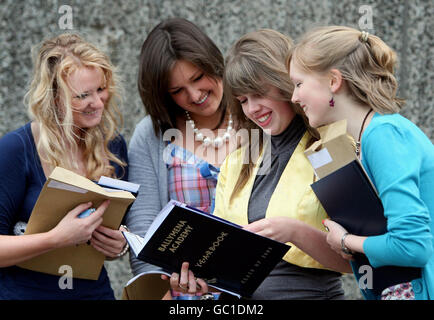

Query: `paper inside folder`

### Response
(307, 148, 333, 176)
(304, 119, 358, 179)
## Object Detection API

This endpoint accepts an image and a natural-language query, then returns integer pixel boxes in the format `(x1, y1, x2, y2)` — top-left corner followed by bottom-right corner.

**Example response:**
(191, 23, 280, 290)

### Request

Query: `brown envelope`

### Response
(304, 119, 358, 179)
(17, 167, 135, 280)
(122, 271, 170, 300)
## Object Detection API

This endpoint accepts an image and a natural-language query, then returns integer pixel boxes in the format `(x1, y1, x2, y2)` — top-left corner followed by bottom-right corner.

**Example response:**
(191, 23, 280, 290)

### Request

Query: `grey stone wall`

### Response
(1, 0, 432, 300)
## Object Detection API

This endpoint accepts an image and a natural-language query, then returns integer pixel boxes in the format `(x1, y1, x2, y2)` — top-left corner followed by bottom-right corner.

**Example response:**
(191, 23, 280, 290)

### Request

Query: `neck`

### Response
(183, 109, 224, 130)
(333, 96, 372, 140)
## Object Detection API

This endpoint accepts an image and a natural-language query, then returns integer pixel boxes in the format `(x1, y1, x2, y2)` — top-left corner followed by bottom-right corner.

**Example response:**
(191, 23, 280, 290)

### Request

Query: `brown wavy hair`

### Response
(224, 29, 319, 202)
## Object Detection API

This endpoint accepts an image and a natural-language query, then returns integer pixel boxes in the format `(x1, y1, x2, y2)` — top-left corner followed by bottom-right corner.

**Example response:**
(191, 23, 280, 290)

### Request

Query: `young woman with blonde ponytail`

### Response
(0, 33, 129, 299)
(289, 26, 434, 300)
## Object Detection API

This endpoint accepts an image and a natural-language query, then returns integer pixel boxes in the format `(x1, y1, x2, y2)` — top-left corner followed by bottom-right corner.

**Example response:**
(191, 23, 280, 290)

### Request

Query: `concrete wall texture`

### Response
(1, 0, 432, 300)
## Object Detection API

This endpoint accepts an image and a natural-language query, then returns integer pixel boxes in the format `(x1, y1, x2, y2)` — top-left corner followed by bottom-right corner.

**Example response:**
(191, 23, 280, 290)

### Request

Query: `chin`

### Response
(306, 117, 321, 129)
(193, 104, 220, 118)
(79, 119, 102, 129)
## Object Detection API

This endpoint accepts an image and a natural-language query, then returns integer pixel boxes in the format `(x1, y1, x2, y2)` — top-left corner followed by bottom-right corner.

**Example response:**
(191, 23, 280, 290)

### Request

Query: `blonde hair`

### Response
(26, 33, 126, 180)
(291, 25, 404, 113)
(224, 29, 319, 201)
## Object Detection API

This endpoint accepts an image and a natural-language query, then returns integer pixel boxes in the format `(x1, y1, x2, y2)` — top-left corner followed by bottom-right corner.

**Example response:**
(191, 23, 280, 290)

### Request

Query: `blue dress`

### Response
(0, 122, 128, 300)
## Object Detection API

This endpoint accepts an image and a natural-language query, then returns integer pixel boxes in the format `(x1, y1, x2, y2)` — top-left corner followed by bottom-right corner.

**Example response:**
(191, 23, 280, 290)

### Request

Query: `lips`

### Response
(255, 112, 272, 127)
(82, 110, 98, 115)
(193, 92, 209, 106)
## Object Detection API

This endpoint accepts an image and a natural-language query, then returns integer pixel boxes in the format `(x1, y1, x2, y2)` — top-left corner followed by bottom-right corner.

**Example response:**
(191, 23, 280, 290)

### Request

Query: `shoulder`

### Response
(130, 115, 162, 147)
(109, 133, 126, 145)
(133, 116, 157, 139)
(364, 113, 433, 151)
(108, 133, 127, 155)
(0, 123, 32, 171)
(0, 123, 30, 153)
(223, 146, 245, 168)
(365, 113, 420, 138)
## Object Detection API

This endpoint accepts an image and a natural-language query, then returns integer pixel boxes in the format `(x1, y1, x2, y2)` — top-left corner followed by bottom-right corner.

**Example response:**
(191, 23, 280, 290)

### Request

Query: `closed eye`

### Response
(194, 73, 204, 82)
(236, 96, 247, 104)
(169, 88, 182, 95)
(75, 93, 89, 99)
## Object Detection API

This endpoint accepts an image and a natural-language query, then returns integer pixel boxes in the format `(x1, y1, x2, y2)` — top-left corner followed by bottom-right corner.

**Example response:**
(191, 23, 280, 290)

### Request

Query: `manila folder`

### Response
(17, 167, 135, 280)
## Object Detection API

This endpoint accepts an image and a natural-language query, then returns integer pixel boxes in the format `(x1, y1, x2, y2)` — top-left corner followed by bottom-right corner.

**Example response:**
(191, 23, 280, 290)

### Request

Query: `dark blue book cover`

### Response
(124, 200, 290, 297)
(311, 160, 421, 295)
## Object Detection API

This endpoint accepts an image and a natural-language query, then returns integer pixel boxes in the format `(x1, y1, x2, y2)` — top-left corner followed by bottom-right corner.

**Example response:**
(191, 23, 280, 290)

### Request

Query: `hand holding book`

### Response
(162, 262, 210, 295)
(122, 200, 290, 297)
(49, 200, 108, 247)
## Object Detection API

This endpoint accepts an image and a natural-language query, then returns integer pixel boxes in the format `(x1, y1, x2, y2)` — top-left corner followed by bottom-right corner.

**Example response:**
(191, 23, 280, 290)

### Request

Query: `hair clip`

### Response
(360, 31, 369, 43)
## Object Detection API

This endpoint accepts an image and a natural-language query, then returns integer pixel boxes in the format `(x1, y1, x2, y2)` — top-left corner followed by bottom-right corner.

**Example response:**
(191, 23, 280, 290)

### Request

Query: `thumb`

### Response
(85, 200, 110, 230)
(68, 202, 93, 219)
(243, 220, 263, 233)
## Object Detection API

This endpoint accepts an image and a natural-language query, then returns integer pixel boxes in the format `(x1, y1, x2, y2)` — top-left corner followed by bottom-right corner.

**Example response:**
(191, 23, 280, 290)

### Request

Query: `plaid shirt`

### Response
(166, 143, 221, 299)
(167, 143, 219, 214)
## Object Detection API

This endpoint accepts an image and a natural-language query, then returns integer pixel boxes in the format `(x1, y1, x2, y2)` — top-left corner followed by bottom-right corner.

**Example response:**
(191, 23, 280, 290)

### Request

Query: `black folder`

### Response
(311, 160, 421, 295)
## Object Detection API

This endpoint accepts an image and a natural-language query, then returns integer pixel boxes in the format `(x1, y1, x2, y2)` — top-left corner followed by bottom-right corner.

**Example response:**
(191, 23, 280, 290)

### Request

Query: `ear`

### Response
(329, 68, 344, 94)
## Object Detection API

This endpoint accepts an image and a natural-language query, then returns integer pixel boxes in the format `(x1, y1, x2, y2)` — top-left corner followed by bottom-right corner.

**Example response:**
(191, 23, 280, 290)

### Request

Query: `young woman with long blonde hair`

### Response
(0, 33, 129, 299)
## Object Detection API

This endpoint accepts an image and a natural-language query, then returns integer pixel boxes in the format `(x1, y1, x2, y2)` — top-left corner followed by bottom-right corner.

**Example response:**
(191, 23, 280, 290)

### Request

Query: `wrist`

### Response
(284, 218, 304, 244)
(45, 229, 62, 250)
(340, 232, 353, 255)
(117, 225, 129, 258)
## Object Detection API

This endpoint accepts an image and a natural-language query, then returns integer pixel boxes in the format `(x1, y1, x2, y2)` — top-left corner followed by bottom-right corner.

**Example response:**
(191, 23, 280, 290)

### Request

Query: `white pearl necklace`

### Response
(185, 111, 233, 148)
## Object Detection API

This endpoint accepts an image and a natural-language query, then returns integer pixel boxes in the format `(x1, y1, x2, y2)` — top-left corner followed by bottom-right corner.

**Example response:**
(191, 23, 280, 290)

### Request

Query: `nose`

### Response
(291, 90, 299, 104)
(245, 98, 261, 115)
(187, 86, 202, 103)
(92, 92, 105, 108)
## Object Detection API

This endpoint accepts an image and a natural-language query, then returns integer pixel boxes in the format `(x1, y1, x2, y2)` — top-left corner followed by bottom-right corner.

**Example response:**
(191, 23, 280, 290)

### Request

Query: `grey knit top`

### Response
(125, 116, 169, 275)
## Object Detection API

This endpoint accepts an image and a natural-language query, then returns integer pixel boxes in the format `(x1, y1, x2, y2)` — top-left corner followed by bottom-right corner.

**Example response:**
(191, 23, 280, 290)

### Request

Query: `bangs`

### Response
(224, 54, 268, 98)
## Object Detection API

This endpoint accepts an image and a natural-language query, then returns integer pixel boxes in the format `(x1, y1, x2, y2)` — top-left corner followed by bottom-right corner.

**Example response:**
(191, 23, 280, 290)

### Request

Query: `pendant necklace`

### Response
(355, 109, 373, 157)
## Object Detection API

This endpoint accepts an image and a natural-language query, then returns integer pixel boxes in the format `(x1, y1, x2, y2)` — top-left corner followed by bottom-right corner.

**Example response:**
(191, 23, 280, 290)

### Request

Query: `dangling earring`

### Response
(329, 96, 335, 107)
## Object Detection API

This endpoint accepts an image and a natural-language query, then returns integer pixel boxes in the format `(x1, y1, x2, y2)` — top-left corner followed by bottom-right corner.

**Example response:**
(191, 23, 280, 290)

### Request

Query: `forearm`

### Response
(291, 220, 352, 273)
(343, 234, 366, 254)
(0, 232, 58, 267)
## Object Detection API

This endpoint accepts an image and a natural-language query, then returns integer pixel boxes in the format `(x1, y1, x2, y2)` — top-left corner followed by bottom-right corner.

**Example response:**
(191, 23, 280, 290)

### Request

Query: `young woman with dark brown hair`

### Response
(126, 18, 238, 300)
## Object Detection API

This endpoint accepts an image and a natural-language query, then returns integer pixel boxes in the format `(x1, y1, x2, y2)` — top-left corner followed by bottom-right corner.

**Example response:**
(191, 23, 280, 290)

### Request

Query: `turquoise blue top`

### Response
(356, 113, 434, 300)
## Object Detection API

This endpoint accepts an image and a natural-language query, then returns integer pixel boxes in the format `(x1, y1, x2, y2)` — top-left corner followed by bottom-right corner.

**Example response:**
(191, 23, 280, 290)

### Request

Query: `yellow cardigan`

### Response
(214, 132, 329, 270)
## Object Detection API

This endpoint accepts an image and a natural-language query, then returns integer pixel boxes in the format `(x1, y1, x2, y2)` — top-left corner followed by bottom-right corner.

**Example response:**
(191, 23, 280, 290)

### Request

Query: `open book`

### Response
(17, 167, 138, 280)
(122, 200, 290, 298)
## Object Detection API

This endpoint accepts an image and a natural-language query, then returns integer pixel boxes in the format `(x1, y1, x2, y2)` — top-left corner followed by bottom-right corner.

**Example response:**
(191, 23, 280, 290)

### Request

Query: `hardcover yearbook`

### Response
(123, 200, 290, 297)
(18, 167, 137, 280)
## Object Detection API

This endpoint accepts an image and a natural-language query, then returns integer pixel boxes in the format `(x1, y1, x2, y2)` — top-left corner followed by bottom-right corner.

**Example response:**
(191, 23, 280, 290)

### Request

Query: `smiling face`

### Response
(289, 59, 334, 128)
(168, 59, 223, 121)
(236, 85, 295, 136)
(67, 66, 108, 129)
